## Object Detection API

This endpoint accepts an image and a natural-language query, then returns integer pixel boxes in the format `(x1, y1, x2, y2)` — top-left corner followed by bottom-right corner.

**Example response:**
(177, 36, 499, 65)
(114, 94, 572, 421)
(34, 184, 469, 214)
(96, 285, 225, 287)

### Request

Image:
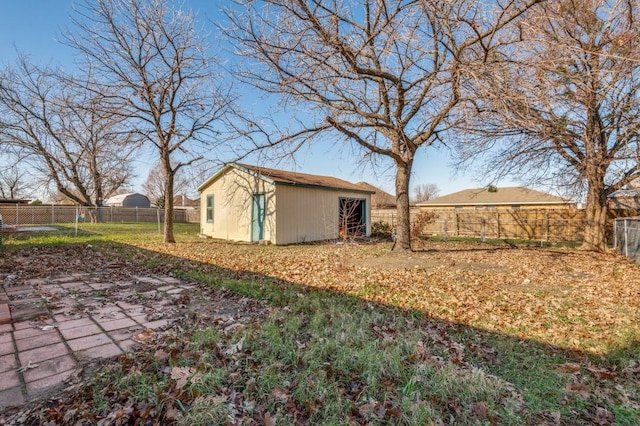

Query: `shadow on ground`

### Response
(0, 238, 638, 424)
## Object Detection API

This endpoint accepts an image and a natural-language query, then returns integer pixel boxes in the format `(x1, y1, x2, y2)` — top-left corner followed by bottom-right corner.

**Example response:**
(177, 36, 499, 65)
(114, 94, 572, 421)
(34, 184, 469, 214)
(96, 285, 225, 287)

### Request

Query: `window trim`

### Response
(206, 194, 214, 223)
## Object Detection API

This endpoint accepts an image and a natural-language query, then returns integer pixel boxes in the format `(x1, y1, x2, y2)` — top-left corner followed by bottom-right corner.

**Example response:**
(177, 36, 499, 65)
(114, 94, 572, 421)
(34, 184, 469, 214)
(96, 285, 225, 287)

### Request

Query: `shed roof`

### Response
(198, 163, 374, 194)
(355, 182, 396, 208)
(416, 187, 571, 207)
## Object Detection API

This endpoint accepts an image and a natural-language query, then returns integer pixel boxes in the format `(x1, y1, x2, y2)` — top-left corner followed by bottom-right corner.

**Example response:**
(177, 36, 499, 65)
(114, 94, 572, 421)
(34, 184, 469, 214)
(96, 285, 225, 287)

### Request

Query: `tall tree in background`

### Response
(0, 162, 30, 199)
(67, 0, 234, 243)
(413, 183, 440, 203)
(226, 0, 543, 251)
(142, 163, 189, 208)
(0, 58, 136, 207)
(465, 0, 640, 251)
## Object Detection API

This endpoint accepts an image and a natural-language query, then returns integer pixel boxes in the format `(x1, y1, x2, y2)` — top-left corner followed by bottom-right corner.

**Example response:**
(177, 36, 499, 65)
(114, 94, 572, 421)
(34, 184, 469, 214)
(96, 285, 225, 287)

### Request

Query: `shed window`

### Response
(206, 195, 214, 222)
(511, 205, 521, 210)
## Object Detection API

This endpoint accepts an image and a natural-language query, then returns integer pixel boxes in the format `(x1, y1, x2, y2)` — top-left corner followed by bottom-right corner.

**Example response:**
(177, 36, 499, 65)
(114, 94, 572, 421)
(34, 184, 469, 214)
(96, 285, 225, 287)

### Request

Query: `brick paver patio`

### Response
(0, 274, 195, 411)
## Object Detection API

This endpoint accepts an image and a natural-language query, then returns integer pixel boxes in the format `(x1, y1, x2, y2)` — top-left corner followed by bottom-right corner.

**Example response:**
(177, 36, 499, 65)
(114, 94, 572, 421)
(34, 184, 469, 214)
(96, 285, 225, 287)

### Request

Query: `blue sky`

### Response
(0, 1, 505, 198)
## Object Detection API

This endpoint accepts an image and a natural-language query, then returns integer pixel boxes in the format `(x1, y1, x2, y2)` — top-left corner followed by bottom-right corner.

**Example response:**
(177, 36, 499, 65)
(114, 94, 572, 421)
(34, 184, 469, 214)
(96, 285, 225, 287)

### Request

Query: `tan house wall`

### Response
(275, 186, 371, 245)
(199, 169, 276, 242)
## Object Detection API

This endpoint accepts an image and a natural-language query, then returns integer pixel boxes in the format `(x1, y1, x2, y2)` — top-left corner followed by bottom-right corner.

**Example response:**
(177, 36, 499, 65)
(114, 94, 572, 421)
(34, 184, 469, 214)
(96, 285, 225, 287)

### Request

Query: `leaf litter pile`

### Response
(2, 239, 639, 425)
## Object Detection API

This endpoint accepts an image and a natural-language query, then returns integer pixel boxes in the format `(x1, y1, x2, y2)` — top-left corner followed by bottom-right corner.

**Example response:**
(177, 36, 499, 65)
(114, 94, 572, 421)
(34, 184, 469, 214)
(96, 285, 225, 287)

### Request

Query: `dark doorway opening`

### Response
(339, 198, 365, 238)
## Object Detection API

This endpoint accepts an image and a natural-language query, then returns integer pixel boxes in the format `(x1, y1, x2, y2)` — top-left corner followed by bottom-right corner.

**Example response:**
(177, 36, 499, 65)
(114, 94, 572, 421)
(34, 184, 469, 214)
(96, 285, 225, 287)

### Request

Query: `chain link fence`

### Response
(613, 217, 640, 262)
(0, 205, 199, 226)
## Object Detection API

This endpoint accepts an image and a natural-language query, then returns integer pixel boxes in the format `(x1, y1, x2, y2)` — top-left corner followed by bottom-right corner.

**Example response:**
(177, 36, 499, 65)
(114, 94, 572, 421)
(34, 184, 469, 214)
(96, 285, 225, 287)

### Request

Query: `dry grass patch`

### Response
(140, 239, 640, 355)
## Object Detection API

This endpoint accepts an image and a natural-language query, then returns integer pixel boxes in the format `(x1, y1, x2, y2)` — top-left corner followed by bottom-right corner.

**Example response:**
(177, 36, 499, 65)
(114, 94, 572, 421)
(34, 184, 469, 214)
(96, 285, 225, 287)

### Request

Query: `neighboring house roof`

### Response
(608, 189, 640, 210)
(356, 182, 396, 208)
(104, 193, 134, 205)
(104, 193, 150, 206)
(198, 163, 374, 194)
(173, 195, 199, 207)
(416, 187, 572, 207)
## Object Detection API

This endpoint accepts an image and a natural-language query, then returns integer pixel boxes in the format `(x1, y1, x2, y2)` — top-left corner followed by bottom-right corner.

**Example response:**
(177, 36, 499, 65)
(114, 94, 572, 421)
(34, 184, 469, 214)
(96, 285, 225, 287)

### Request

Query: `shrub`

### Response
(411, 211, 437, 239)
(371, 221, 393, 239)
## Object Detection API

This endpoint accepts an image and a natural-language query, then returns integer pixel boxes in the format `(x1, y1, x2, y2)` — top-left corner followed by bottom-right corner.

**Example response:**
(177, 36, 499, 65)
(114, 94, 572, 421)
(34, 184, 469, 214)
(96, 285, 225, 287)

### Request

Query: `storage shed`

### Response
(104, 193, 151, 208)
(197, 163, 373, 244)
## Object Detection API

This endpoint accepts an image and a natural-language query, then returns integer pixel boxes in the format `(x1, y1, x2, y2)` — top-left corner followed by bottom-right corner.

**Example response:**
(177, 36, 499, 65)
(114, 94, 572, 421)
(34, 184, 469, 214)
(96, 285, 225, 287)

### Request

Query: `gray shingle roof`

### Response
(198, 163, 373, 194)
(416, 187, 571, 207)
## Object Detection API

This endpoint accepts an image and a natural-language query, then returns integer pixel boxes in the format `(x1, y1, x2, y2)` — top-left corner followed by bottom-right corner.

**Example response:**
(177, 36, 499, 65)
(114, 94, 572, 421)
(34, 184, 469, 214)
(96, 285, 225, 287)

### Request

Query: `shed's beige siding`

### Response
(274, 185, 371, 245)
(199, 166, 372, 244)
(200, 168, 276, 242)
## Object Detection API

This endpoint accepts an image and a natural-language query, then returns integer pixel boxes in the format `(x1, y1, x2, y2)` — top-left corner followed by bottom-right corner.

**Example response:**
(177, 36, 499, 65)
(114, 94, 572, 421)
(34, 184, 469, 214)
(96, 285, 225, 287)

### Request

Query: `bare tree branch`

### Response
(225, 0, 542, 251)
(65, 0, 237, 242)
(462, 0, 640, 251)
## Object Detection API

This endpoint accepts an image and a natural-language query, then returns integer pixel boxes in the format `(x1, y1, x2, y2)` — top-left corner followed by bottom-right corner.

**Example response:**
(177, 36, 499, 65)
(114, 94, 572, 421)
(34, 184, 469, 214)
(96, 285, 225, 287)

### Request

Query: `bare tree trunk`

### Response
(582, 176, 607, 251)
(394, 159, 412, 251)
(163, 162, 176, 243)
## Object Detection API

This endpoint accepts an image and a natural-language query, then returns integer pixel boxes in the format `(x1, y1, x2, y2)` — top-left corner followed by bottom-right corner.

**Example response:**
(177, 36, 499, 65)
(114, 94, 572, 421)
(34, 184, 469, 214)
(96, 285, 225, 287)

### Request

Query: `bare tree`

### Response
(225, 0, 542, 251)
(0, 162, 30, 199)
(412, 183, 440, 203)
(142, 163, 189, 208)
(66, 0, 234, 243)
(464, 0, 640, 251)
(0, 57, 136, 207)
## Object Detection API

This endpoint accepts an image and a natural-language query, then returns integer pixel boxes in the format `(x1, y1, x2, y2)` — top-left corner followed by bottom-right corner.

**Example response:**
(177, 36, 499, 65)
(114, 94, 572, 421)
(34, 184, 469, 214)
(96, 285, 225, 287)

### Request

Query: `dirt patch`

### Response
(352, 250, 507, 272)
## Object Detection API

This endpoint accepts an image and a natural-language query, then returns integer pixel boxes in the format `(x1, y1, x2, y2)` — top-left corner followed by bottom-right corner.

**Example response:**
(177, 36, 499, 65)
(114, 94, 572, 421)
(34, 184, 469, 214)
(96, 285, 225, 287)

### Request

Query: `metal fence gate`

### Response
(613, 217, 640, 262)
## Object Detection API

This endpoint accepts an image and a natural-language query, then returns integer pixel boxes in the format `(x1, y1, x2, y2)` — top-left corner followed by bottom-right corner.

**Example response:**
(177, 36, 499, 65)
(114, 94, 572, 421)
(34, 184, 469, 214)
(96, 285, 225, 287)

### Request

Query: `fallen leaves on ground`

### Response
(2, 239, 639, 425)
(139, 239, 640, 354)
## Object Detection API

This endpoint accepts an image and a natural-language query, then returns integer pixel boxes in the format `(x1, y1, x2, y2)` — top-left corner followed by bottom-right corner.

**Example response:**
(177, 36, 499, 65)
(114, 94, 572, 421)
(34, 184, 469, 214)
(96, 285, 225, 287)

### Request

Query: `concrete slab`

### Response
(67, 333, 112, 352)
(59, 324, 102, 340)
(0, 354, 17, 373)
(26, 370, 75, 396)
(18, 342, 69, 365)
(76, 343, 123, 361)
(0, 304, 11, 325)
(1, 271, 190, 413)
(15, 332, 63, 352)
(22, 355, 76, 384)
(0, 387, 25, 410)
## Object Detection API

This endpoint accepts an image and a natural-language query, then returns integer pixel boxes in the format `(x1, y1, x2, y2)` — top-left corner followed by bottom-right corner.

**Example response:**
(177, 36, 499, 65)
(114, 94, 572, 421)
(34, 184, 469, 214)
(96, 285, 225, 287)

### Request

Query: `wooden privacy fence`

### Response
(372, 208, 586, 242)
(0, 205, 200, 226)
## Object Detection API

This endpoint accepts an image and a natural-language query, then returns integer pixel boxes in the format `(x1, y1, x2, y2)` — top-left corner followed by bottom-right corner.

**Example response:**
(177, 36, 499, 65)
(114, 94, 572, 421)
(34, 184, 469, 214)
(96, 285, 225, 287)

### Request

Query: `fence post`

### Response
(75, 205, 79, 237)
(613, 219, 618, 252)
(444, 218, 448, 241)
(157, 209, 161, 234)
(545, 212, 550, 242)
(481, 218, 486, 242)
(16, 204, 19, 226)
(136, 206, 139, 223)
(0, 213, 3, 245)
(624, 219, 629, 257)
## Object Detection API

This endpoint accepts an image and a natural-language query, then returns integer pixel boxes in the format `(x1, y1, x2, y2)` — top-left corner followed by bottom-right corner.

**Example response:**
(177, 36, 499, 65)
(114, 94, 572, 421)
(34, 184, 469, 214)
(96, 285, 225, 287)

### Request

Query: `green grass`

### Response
(3, 224, 638, 425)
(0, 222, 200, 249)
